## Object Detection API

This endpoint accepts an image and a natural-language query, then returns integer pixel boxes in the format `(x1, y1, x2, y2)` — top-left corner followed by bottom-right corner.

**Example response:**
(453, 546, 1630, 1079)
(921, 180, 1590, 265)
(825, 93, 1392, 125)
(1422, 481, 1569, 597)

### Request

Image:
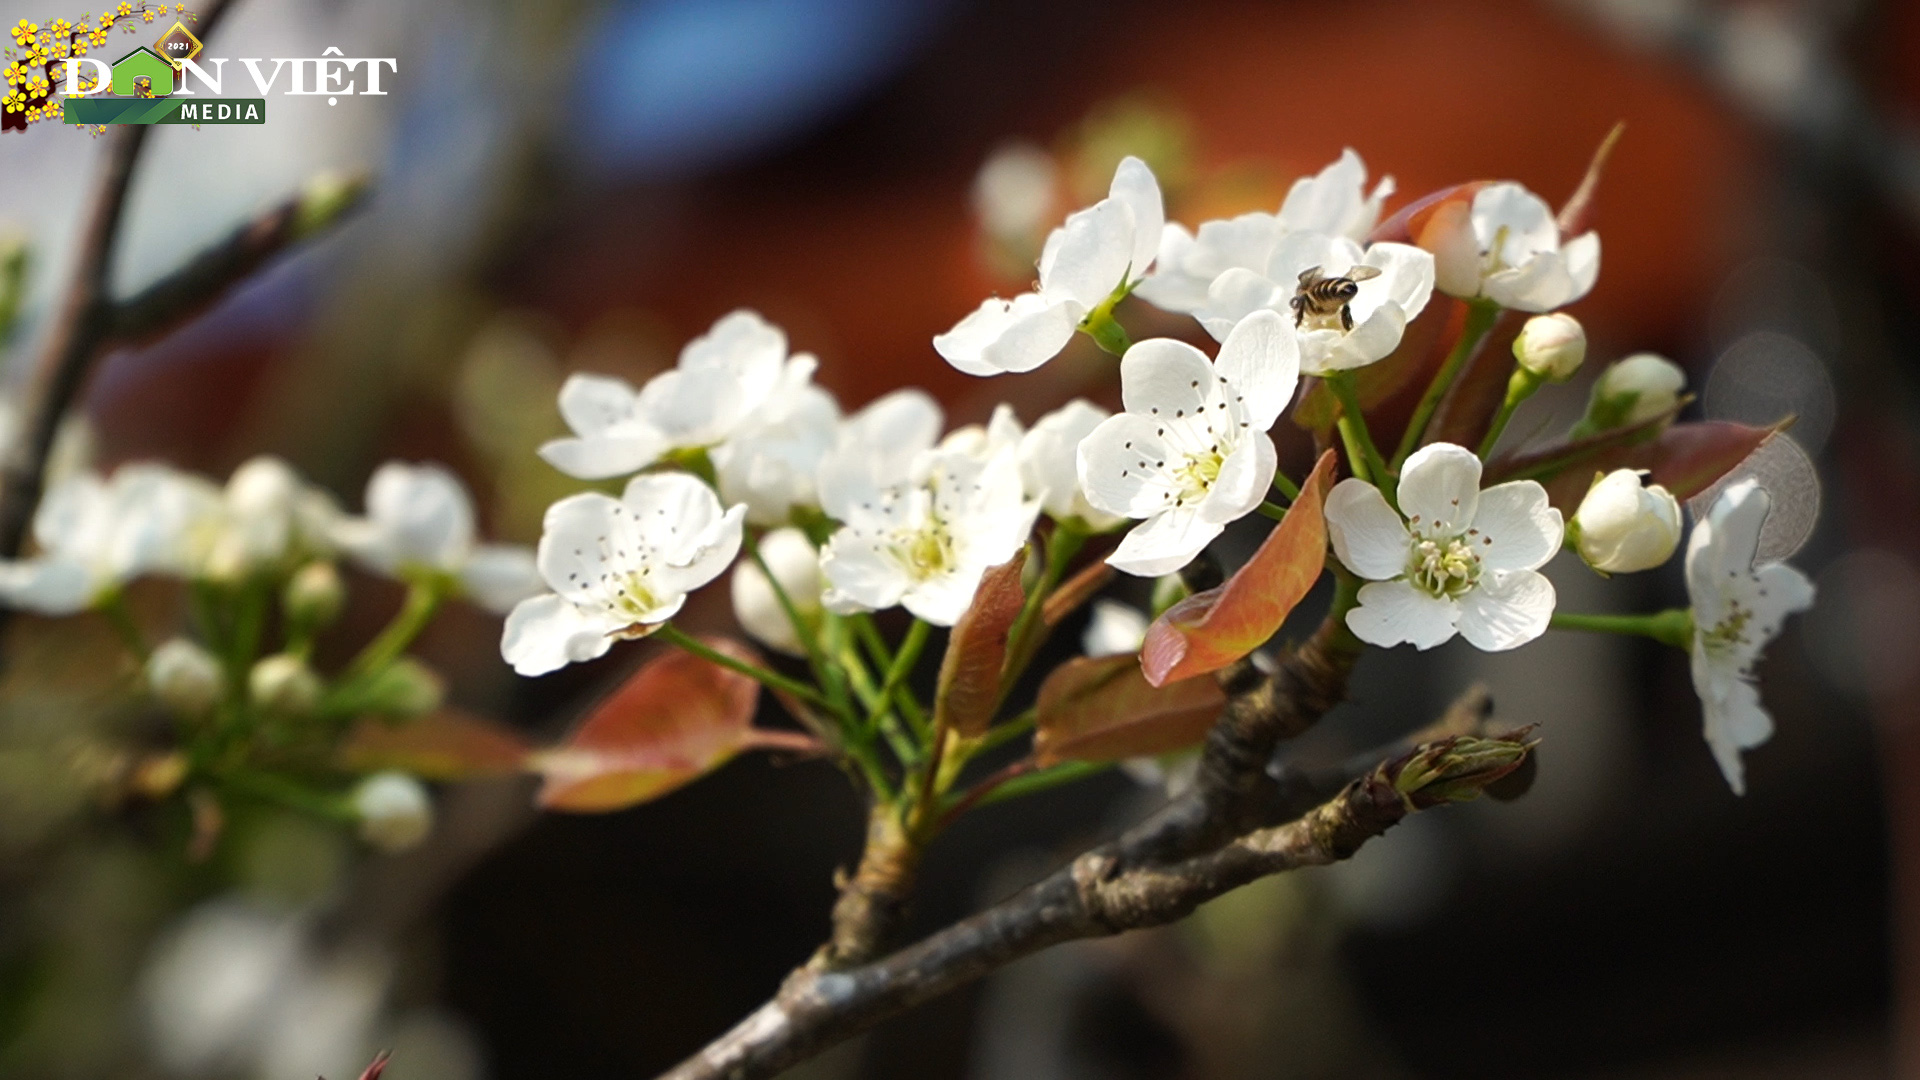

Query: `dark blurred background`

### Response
(3, 0, 1919, 1077)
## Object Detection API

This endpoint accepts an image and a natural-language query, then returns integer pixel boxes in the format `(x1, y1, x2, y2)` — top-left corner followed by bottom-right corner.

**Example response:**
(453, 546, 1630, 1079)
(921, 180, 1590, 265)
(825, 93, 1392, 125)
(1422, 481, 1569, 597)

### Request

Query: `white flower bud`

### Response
(1512, 313, 1586, 381)
(1572, 469, 1683, 574)
(1594, 353, 1686, 427)
(146, 638, 223, 717)
(730, 528, 822, 656)
(359, 658, 445, 719)
(352, 771, 433, 852)
(283, 561, 344, 629)
(248, 653, 322, 717)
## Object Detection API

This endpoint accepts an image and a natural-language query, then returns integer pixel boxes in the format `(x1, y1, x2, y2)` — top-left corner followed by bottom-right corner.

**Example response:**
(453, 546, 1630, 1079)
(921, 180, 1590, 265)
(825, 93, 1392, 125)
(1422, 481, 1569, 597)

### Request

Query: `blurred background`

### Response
(0, 0, 1917, 1076)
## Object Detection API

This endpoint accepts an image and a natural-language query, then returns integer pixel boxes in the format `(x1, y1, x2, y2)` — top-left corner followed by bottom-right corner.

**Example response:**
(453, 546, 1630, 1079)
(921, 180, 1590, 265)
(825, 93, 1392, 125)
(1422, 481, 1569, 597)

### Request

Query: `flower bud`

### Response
(283, 561, 345, 630)
(1512, 313, 1586, 381)
(146, 638, 223, 717)
(248, 653, 322, 717)
(352, 771, 433, 852)
(729, 528, 822, 656)
(359, 658, 445, 719)
(1587, 353, 1686, 430)
(1571, 469, 1682, 574)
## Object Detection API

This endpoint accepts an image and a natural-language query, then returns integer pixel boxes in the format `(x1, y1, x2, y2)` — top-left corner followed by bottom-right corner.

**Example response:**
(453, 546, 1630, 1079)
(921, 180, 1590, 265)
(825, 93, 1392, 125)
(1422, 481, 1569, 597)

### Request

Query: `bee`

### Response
(1290, 264, 1381, 332)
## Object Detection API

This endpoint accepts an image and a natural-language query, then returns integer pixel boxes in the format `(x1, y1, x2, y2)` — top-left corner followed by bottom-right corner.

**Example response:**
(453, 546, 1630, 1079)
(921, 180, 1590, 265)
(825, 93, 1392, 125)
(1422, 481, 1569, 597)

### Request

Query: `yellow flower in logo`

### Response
(3, 90, 26, 114)
(3, 63, 23, 87)
(117, 3, 132, 17)
(9, 20, 37, 47)
(48, 38, 69, 58)
(140, 9, 155, 22)
(48, 18, 70, 37)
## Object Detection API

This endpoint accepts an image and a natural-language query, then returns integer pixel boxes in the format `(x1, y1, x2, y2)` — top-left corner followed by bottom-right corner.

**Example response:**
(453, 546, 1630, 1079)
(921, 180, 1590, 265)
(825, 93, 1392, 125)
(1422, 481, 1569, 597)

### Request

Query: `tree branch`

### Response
(659, 723, 1533, 1080)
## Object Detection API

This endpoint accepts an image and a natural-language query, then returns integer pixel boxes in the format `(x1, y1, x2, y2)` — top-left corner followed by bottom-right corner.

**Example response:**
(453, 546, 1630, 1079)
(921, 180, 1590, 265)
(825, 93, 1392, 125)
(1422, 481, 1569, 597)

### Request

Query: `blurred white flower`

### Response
(710, 356, 841, 526)
(972, 142, 1058, 245)
(539, 309, 810, 480)
(147, 638, 222, 717)
(938, 402, 1026, 462)
(501, 473, 745, 676)
(1326, 443, 1562, 651)
(352, 771, 434, 852)
(934, 156, 1164, 376)
(730, 526, 823, 656)
(195, 456, 340, 581)
(1135, 148, 1393, 314)
(1017, 400, 1126, 532)
(1429, 181, 1600, 311)
(1572, 469, 1682, 574)
(0, 463, 214, 614)
(333, 461, 540, 613)
(1076, 311, 1296, 577)
(818, 398, 1037, 625)
(1082, 599, 1149, 657)
(1685, 480, 1815, 794)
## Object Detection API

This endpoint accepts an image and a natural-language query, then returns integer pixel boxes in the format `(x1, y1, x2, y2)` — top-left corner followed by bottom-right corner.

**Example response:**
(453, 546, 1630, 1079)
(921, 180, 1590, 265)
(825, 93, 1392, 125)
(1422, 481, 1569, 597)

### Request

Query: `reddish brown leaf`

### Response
(340, 708, 531, 780)
(934, 551, 1029, 736)
(1365, 181, 1491, 247)
(1557, 121, 1625, 236)
(1034, 654, 1227, 765)
(1484, 402, 1684, 486)
(1041, 557, 1114, 627)
(1140, 451, 1338, 687)
(533, 638, 763, 812)
(1528, 421, 1778, 513)
(357, 1050, 392, 1080)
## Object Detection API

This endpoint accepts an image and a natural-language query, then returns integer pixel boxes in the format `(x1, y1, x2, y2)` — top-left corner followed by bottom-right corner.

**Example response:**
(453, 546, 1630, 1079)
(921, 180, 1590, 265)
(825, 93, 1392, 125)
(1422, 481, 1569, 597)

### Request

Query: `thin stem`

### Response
(1476, 369, 1542, 459)
(219, 767, 353, 823)
(1270, 470, 1301, 502)
(1550, 609, 1693, 648)
(1327, 371, 1392, 499)
(1081, 294, 1133, 356)
(341, 580, 442, 682)
(746, 533, 838, 709)
(1393, 300, 1501, 470)
(974, 759, 1110, 808)
(1001, 529, 1083, 701)
(657, 625, 837, 710)
(1256, 500, 1288, 523)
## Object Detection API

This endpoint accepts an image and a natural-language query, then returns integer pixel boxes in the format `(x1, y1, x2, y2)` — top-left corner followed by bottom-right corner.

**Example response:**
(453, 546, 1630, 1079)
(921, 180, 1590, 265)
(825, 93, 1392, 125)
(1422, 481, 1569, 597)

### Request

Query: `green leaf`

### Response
(1033, 654, 1226, 765)
(1139, 450, 1337, 686)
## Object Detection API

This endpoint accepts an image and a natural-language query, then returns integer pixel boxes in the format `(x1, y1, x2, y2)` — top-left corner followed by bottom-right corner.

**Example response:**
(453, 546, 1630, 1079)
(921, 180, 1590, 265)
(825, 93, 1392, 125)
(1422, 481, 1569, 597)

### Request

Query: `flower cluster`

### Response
(2, 4, 186, 131)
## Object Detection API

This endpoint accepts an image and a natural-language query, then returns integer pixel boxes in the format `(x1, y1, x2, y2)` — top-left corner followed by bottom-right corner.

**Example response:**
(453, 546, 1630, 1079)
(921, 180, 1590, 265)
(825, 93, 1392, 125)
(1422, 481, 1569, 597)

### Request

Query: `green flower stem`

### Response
(1394, 299, 1501, 470)
(219, 767, 353, 823)
(1000, 529, 1084, 702)
(1476, 367, 1544, 459)
(1549, 609, 1693, 649)
(746, 532, 844, 719)
(1270, 470, 1301, 502)
(1081, 293, 1133, 357)
(974, 707, 1036, 753)
(656, 624, 836, 711)
(341, 580, 443, 683)
(98, 591, 150, 662)
(853, 614, 929, 736)
(226, 577, 270, 676)
(1255, 501, 1287, 522)
(1327, 371, 1393, 497)
(972, 759, 1110, 809)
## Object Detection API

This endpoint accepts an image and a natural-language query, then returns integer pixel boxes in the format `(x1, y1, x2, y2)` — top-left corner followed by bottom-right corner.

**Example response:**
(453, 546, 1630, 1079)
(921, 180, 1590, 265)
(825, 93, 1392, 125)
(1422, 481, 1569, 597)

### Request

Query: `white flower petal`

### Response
(363, 462, 474, 571)
(1359, 241, 1435, 322)
(1077, 415, 1180, 519)
(461, 545, 543, 614)
(1469, 481, 1563, 573)
(1212, 309, 1299, 431)
(1472, 182, 1559, 259)
(500, 594, 624, 677)
(1324, 478, 1411, 580)
(0, 557, 95, 614)
(1562, 232, 1601, 304)
(1197, 269, 1281, 342)
(1346, 579, 1459, 650)
(557, 373, 640, 439)
(932, 292, 1082, 376)
(1700, 675, 1771, 796)
(1039, 198, 1134, 310)
(535, 493, 630, 602)
(1118, 338, 1216, 418)
(1483, 252, 1575, 313)
(1132, 223, 1212, 314)
(1109, 156, 1164, 283)
(538, 433, 666, 481)
(1397, 443, 1483, 536)
(819, 530, 908, 614)
(1196, 434, 1275, 526)
(1456, 569, 1554, 651)
(1107, 510, 1225, 578)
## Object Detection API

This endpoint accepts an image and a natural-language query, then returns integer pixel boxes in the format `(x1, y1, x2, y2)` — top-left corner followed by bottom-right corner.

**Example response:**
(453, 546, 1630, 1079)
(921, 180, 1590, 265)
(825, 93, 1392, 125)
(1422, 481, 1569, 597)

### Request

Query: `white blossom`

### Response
(730, 526, 824, 656)
(333, 461, 541, 613)
(1135, 148, 1393, 314)
(194, 456, 340, 581)
(1593, 352, 1687, 427)
(972, 142, 1058, 246)
(539, 310, 810, 480)
(1572, 469, 1682, 574)
(353, 771, 434, 852)
(501, 473, 746, 676)
(1077, 310, 1297, 577)
(1429, 182, 1600, 312)
(0, 463, 215, 614)
(1082, 598, 1149, 657)
(1017, 400, 1126, 532)
(709, 356, 841, 525)
(934, 156, 1163, 376)
(1194, 231, 1435, 374)
(1325, 443, 1563, 651)
(1684, 480, 1815, 794)
(817, 395, 1038, 626)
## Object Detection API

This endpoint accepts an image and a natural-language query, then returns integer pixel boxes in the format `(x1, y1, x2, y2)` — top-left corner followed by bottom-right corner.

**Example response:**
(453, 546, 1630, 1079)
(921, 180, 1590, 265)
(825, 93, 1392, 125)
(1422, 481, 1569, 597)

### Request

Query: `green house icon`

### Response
(110, 46, 174, 97)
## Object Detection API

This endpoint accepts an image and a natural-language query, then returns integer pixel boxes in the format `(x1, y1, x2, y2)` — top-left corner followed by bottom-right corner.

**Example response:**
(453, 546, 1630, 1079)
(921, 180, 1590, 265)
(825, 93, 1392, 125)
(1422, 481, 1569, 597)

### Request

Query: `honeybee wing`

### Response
(1296, 265, 1326, 287)
(1341, 265, 1383, 283)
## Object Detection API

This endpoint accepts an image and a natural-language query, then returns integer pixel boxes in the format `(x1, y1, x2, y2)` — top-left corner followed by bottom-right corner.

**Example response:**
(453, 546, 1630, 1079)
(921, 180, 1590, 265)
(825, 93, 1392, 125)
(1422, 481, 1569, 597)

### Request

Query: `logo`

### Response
(4, 5, 396, 132)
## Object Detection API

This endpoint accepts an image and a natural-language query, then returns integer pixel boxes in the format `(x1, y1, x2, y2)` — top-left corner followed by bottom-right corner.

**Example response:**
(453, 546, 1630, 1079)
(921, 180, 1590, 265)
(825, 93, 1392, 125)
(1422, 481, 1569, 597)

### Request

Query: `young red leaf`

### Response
(1139, 450, 1338, 687)
(1034, 654, 1227, 765)
(1534, 421, 1778, 513)
(1365, 181, 1491, 247)
(532, 638, 763, 813)
(934, 550, 1029, 736)
(340, 708, 531, 780)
